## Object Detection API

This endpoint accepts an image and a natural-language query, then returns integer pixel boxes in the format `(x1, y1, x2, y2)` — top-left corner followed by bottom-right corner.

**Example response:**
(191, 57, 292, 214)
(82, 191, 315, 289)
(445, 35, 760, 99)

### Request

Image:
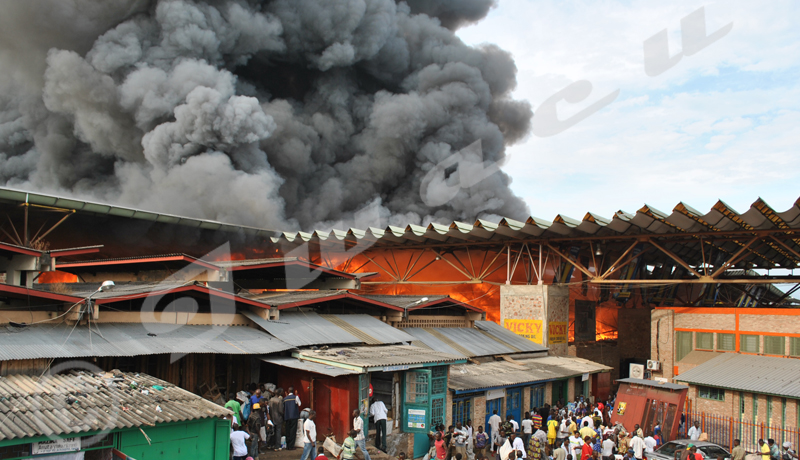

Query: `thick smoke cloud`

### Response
(0, 0, 531, 231)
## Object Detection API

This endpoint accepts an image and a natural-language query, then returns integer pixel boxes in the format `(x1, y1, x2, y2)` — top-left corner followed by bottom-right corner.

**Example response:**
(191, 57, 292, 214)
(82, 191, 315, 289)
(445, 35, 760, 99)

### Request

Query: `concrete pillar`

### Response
(567, 378, 576, 402)
(545, 382, 553, 405)
(474, 395, 487, 429)
(523, 386, 531, 414)
(651, 309, 675, 381)
(446, 390, 453, 427)
(500, 285, 569, 355)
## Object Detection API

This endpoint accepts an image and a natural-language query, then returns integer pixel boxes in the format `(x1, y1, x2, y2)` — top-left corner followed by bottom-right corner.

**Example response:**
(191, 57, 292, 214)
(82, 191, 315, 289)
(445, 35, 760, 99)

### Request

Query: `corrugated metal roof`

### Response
(321, 314, 415, 345)
(0, 323, 291, 360)
(359, 295, 449, 308)
(36, 281, 193, 299)
(0, 186, 277, 236)
(616, 378, 689, 391)
(260, 356, 361, 377)
(245, 311, 361, 347)
(245, 290, 350, 306)
(0, 370, 230, 441)
(403, 327, 523, 358)
(295, 345, 463, 369)
(403, 328, 471, 357)
(674, 353, 800, 398)
(448, 355, 611, 391)
(263, 198, 800, 270)
(474, 321, 549, 353)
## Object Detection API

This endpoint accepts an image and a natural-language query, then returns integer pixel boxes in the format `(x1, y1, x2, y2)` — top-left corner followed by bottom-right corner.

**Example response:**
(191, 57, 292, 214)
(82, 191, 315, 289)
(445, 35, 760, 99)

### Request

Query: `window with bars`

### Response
(530, 385, 545, 410)
(452, 398, 472, 426)
(698, 386, 725, 401)
(676, 331, 693, 361)
(717, 333, 735, 351)
(791, 337, 800, 357)
(432, 398, 444, 428)
(696, 332, 714, 350)
(764, 336, 786, 355)
(405, 371, 429, 404)
(741, 334, 760, 353)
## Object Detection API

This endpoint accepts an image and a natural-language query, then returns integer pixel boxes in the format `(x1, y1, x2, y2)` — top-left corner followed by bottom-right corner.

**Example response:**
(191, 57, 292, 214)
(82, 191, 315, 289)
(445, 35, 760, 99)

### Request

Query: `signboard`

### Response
(486, 389, 505, 401)
(383, 365, 410, 372)
(617, 402, 627, 415)
(407, 408, 426, 429)
(548, 322, 567, 344)
(32, 437, 81, 455)
(503, 319, 543, 343)
(581, 373, 589, 382)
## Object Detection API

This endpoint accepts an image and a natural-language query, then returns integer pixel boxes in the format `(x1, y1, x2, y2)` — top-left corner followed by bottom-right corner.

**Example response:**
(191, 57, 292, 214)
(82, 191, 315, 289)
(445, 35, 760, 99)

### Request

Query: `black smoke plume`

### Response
(0, 0, 531, 231)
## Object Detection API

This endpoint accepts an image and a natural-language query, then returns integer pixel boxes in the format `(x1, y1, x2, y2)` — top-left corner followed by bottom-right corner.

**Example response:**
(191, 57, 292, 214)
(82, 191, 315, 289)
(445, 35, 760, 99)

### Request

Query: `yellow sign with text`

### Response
(549, 322, 568, 344)
(504, 319, 543, 344)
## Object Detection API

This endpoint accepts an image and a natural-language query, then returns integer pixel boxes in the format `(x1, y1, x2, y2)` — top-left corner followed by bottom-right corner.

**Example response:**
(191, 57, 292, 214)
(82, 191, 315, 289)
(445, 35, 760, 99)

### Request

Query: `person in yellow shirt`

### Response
(579, 421, 595, 440)
(547, 418, 559, 452)
(568, 418, 578, 437)
(760, 439, 771, 460)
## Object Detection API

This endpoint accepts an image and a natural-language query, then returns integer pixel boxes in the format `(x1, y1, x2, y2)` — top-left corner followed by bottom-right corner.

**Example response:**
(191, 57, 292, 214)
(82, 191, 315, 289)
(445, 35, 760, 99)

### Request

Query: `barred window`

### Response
(717, 333, 735, 351)
(696, 332, 713, 350)
(741, 334, 759, 353)
(764, 336, 786, 356)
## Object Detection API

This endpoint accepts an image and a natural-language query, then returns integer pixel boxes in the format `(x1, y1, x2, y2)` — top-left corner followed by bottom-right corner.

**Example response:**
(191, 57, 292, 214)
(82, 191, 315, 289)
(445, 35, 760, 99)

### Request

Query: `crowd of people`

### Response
(422, 397, 665, 460)
(223, 383, 391, 460)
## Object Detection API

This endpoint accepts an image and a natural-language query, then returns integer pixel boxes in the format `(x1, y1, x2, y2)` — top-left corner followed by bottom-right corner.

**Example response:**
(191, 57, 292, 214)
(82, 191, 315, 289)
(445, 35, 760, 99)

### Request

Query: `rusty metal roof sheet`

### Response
(243, 311, 361, 346)
(674, 353, 800, 398)
(616, 378, 689, 391)
(0, 370, 230, 441)
(403, 327, 530, 358)
(260, 356, 360, 377)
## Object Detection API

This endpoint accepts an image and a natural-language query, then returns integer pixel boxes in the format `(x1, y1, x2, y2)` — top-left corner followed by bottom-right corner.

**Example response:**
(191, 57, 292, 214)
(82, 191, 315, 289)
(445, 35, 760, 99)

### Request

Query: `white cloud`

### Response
(457, 0, 800, 220)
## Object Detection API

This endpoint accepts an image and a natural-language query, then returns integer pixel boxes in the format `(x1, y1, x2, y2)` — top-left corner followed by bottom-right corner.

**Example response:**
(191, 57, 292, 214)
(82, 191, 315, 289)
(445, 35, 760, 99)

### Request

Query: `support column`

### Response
(500, 285, 569, 355)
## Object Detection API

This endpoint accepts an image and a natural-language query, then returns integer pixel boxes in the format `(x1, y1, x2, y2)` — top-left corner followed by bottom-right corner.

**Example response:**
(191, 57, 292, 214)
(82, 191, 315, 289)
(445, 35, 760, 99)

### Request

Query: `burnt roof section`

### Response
(359, 294, 483, 312)
(0, 370, 230, 441)
(55, 253, 220, 273)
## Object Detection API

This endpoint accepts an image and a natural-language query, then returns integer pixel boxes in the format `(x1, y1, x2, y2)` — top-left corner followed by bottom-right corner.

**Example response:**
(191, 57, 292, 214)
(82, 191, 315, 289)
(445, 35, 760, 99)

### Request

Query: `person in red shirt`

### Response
(316, 446, 328, 460)
(581, 437, 594, 460)
(531, 411, 543, 431)
(435, 432, 447, 460)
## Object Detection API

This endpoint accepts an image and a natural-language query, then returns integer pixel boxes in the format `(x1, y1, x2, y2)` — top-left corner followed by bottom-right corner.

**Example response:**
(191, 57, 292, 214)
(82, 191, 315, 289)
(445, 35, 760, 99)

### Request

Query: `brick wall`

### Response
(500, 285, 569, 355)
(523, 386, 531, 414)
(675, 313, 735, 330)
(474, 395, 487, 430)
(545, 382, 553, 405)
(446, 388, 453, 427)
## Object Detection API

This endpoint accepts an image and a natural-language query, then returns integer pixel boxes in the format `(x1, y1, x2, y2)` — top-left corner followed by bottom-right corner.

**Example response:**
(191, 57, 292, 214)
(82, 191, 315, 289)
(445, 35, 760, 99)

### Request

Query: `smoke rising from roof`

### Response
(0, 0, 531, 231)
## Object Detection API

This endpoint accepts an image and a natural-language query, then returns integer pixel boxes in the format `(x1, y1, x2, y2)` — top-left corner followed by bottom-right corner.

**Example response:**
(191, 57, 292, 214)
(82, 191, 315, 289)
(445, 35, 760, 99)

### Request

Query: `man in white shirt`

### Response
(489, 410, 502, 452)
(643, 433, 657, 453)
(370, 399, 389, 452)
(521, 414, 534, 446)
(511, 432, 527, 459)
(569, 432, 584, 460)
(601, 435, 616, 460)
(300, 410, 317, 460)
(352, 409, 372, 460)
(455, 422, 469, 459)
(508, 415, 520, 434)
(230, 426, 251, 460)
(688, 422, 702, 441)
(630, 434, 646, 460)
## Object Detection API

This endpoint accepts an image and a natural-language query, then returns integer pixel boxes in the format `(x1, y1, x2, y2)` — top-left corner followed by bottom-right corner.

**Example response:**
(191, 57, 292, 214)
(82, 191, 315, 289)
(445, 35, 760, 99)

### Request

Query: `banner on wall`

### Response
(503, 319, 543, 343)
(548, 322, 568, 344)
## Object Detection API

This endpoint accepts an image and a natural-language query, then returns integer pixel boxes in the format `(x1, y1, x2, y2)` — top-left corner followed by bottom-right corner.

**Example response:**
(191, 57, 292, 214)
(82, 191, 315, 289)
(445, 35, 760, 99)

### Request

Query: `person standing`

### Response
(531, 410, 543, 433)
(552, 439, 568, 460)
(601, 435, 615, 460)
(687, 422, 701, 441)
(247, 403, 264, 458)
(508, 416, 520, 435)
(475, 426, 489, 458)
(338, 430, 358, 460)
(455, 422, 469, 460)
(643, 432, 657, 454)
(547, 417, 559, 452)
(569, 431, 584, 460)
(522, 413, 534, 447)
(731, 439, 746, 460)
(352, 409, 373, 460)
(759, 440, 771, 460)
(230, 425, 251, 460)
(300, 410, 318, 460)
(225, 393, 243, 427)
(284, 387, 301, 450)
(581, 437, 594, 460)
(435, 432, 448, 460)
(489, 410, 502, 452)
(269, 387, 285, 450)
(509, 432, 526, 459)
(629, 433, 645, 460)
(370, 398, 389, 452)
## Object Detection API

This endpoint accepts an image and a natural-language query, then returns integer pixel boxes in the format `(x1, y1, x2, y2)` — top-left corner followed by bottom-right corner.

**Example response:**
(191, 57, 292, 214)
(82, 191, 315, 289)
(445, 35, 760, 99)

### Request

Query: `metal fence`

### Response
(678, 410, 800, 453)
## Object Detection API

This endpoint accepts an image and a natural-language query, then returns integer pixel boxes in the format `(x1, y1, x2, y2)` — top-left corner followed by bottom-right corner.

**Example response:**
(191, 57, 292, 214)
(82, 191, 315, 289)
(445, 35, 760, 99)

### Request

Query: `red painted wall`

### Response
(277, 368, 359, 442)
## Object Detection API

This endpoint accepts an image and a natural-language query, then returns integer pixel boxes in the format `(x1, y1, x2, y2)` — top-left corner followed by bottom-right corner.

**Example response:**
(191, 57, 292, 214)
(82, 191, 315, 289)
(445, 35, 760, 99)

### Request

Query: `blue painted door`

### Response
(486, 398, 502, 442)
(507, 388, 522, 427)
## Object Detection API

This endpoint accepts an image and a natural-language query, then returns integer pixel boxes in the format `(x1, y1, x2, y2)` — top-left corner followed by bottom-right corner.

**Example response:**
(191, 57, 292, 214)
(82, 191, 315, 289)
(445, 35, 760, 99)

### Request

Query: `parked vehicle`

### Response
(648, 440, 731, 460)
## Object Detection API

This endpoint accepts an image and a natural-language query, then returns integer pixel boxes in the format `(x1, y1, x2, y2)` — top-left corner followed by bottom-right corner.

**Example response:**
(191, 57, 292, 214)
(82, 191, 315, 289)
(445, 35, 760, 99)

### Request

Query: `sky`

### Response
(457, 0, 800, 221)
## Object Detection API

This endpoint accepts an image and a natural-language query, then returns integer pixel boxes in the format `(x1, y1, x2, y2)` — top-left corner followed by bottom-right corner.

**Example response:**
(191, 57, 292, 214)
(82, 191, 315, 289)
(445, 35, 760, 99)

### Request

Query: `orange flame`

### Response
(38, 271, 78, 284)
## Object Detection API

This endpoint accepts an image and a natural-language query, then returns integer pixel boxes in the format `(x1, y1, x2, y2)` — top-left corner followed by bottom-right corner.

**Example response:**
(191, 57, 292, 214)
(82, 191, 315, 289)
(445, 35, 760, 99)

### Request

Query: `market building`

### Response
(0, 371, 231, 460)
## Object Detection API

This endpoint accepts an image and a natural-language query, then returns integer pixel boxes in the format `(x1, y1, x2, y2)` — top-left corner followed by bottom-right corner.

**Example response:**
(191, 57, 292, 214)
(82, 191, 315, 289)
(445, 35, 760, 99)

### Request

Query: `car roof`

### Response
(665, 440, 728, 448)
